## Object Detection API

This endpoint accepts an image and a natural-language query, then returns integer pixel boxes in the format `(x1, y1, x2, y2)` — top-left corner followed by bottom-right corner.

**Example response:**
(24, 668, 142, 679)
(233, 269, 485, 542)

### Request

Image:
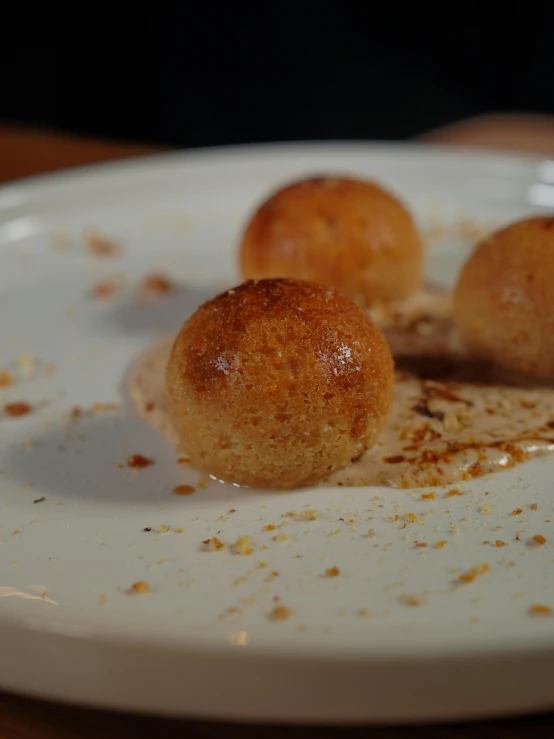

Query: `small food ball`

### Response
(166, 278, 394, 488)
(239, 176, 423, 306)
(453, 216, 554, 381)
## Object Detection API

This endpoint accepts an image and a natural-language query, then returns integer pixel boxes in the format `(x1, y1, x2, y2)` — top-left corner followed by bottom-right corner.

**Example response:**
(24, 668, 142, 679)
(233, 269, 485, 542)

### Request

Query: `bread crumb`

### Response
(203, 537, 225, 551)
(126, 454, 154, 469)
(445, 488, 463, 498)
(367, 528, 376, 537)
(0, 371, 14, 387)
(399, 593, 423, 606)
(298, 509, 318, 521)
(219, 606, 242, 620)
(458, 563, 489, 584)
(358, 608, 374, 618)
(421, 492, 436, 500)
(91, 279, 122, 300)
(325, 566, 340, 577)
(532, 534, 546, 545)
(263, 524, 276, 531)
(159, 524, 171, 534)
(269, 605, 294, 622)
(140, 273, 175, 297)
(3, 402, 32, 417)
(529, 604, 552, 616)
(495, 540, 506, 547)
(130, 581, 149, 594)
(404, 513, 418, 523)
(85, 229, 121, 258)
(510, 508, 523, 516)
(435, 540, 448, 549)
(173, 485, 195, 496)
(234, 536, 253, 555)
(91, 402, 118, 414)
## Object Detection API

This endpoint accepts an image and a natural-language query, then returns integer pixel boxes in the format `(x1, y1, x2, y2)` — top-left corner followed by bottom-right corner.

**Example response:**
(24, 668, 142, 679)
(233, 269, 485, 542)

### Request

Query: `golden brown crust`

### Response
(453, 216, 554, 381)
(239, 176, 424, 306)
(166, 278, 394, 488)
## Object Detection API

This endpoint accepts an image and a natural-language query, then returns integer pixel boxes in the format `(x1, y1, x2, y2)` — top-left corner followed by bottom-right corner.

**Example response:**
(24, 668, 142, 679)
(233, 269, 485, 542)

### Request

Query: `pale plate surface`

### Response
(1, 143, 554, 724)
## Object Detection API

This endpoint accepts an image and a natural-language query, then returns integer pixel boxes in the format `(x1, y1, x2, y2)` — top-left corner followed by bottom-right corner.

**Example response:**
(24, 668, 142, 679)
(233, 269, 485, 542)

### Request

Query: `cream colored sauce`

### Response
(127, 287, 554, 489)
(127, 336, 179, 447)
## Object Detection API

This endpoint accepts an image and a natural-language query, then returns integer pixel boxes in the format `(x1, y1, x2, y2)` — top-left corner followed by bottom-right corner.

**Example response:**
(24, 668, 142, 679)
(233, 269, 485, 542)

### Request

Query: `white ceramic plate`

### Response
(1, 143, 554, 725)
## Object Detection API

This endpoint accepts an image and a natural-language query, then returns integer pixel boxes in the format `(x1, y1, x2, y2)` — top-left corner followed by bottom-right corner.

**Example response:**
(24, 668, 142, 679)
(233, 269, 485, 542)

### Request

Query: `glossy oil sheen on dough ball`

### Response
(166, 278, 394, 488)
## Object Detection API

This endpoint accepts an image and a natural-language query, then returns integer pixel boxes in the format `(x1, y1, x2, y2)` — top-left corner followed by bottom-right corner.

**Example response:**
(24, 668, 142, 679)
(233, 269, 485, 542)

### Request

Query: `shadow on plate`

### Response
(101, 283, 218, 337)
(5, 413, 258, 507)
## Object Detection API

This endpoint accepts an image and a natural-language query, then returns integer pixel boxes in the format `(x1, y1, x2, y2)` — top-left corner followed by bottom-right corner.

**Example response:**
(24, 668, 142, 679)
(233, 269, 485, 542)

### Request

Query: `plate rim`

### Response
(0, 139, 547, 209)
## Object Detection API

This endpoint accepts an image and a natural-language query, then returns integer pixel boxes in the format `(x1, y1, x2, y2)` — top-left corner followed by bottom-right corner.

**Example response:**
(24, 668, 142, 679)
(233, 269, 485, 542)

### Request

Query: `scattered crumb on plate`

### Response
(458, 563, 489, 584)
(126, 454, 154, 469)
(269, 605, 294, 622)
(3, 402, 32, 417)
(529, 604, 552, 616)
(173, 485, 195, 496)
(129, 581, 150, 594)
(203, 537, 225, 551)
(234, 536, 253, 555)
(85, 229, 121, 258)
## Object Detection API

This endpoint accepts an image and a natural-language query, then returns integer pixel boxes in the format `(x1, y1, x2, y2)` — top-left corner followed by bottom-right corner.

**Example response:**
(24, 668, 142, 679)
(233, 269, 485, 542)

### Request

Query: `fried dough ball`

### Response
(453, 216, 554, 381)
(166, 278, 394, 488)
(239, 176, 423, 306)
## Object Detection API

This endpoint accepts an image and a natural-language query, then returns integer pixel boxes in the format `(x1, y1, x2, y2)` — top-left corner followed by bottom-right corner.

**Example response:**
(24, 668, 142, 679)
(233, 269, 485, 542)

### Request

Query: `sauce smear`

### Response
(128, 287, 554, 489)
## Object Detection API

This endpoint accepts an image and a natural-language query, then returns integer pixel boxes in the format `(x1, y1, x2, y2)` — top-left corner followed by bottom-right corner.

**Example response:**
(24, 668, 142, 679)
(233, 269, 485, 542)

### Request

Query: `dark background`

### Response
(3, 3, 554, 147)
